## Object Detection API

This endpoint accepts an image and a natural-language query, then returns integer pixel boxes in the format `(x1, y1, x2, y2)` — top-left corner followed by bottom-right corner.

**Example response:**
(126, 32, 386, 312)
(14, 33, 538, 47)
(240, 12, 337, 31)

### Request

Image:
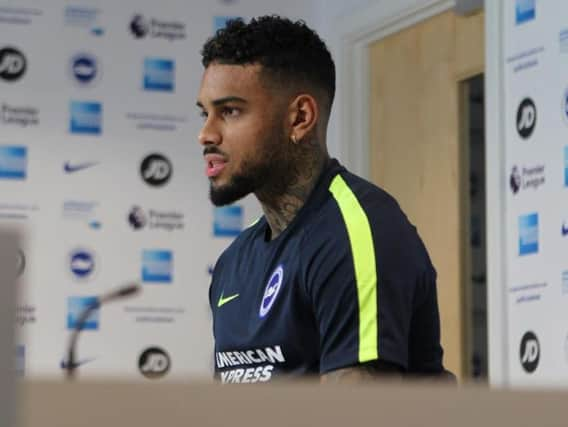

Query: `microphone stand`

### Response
(64, 283, 141, 381)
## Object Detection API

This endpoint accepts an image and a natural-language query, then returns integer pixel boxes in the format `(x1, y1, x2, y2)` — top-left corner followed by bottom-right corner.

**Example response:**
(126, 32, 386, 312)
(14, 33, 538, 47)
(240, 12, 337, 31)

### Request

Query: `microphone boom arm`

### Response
(64, 283, 141, 380)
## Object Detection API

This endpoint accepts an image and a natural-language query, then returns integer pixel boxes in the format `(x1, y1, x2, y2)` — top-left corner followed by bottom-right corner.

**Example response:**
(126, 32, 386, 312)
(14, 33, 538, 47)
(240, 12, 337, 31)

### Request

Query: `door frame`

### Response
(334, 0, 455, 180)
(484, 1, 507, 387)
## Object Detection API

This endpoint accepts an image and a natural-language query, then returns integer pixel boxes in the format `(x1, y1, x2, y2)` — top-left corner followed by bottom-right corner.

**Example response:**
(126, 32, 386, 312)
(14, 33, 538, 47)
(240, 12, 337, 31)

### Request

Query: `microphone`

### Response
(64, 283, 142, 380)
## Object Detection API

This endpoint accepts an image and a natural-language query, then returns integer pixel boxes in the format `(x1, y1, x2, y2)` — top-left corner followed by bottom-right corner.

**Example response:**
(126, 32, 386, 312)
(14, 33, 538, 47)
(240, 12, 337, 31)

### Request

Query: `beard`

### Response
(209, 126, 291, 207)
(209, 163, 266, 206)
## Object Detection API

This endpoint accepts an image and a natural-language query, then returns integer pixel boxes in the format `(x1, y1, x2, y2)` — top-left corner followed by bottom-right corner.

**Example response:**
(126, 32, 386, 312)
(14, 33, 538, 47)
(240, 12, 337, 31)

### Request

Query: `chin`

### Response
(209, 176, 255, 207)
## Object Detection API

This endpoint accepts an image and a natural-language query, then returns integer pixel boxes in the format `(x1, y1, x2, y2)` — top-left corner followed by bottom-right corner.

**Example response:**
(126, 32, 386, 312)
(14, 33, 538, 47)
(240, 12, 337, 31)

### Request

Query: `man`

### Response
(197, 16, 452, 384)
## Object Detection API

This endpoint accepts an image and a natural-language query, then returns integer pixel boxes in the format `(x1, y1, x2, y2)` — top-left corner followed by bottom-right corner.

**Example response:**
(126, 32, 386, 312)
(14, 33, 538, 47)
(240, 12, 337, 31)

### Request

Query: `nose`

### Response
(198, 117, 221, 146)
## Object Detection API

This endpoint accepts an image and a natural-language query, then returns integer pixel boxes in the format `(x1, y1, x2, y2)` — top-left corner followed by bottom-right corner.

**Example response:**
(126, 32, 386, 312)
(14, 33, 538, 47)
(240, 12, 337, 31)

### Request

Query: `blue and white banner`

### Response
(500, 0, 568, 387)
(1, 0, 313, 381)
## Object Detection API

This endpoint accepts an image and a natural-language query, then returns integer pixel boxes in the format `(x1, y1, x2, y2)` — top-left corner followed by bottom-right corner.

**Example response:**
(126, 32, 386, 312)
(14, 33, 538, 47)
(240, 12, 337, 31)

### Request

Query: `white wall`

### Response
(312, 0, 378, 162)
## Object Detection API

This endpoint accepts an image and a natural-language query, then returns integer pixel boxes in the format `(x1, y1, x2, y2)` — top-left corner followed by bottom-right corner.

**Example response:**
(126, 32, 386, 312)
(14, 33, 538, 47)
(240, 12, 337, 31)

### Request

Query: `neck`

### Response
(256, 142, 329, 240)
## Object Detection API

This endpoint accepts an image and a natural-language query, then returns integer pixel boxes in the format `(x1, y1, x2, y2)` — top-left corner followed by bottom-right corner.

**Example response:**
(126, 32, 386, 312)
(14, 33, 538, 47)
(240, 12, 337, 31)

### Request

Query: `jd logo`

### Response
(140, 153, 172, 187)
(139, 347, 170, 379)
(0, 47, 26, 82)
(520, 331, 539, 373)
(517, 98, 536, 139)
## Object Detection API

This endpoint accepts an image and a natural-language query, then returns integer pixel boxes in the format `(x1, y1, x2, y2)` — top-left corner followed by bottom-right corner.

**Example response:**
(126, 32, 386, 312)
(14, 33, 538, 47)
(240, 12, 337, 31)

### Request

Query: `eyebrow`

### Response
(196, 96, 248, 108)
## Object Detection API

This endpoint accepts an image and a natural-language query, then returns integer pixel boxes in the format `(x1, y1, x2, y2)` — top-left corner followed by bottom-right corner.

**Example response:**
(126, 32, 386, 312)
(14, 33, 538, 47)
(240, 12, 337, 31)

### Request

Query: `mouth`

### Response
(204, 153, 227, 178)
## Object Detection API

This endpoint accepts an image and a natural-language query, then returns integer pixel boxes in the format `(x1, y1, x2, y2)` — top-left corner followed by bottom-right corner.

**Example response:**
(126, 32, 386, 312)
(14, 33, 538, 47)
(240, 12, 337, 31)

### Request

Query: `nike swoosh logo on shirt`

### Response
(217, 292, 239, 308)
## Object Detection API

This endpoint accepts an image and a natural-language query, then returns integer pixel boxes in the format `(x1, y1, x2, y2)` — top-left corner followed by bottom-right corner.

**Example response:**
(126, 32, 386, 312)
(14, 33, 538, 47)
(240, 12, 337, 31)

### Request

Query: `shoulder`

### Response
(297, 171, 401, 282)
(330, 169, 408, 228)
(334, 170, 433, 272)
(304, 169, 419, 254)
(302, 169, 435, 288)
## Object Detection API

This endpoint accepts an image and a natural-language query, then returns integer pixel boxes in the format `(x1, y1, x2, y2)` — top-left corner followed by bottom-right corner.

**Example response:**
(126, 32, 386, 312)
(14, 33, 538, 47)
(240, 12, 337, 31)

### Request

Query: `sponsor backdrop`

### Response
(0, 0, 315, 380)
(502, 0, 568, 386)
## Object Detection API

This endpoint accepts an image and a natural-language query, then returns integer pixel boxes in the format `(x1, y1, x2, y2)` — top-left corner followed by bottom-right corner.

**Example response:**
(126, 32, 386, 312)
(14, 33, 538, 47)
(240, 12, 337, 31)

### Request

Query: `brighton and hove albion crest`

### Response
(259, 265, 284, 318)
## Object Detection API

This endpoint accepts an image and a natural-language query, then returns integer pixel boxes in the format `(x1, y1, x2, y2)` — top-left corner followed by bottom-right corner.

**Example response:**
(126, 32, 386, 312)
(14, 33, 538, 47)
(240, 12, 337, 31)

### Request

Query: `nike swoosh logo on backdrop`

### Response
(60, 357, 96, 369)
(64, 161, 99, 173)
(217, 292, 239, 308)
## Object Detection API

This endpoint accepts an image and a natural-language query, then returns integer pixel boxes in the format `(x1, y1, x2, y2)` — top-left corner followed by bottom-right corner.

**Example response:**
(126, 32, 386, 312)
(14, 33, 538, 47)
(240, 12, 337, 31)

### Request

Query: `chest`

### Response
(213, 247, 311, 342)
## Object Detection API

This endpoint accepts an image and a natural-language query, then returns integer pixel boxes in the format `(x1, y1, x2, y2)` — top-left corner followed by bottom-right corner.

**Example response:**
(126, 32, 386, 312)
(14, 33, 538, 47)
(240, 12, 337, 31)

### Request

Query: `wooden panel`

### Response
(369, 10, 483, 380)
(455, 11, 485, 79)
(18, 381, 568, 427)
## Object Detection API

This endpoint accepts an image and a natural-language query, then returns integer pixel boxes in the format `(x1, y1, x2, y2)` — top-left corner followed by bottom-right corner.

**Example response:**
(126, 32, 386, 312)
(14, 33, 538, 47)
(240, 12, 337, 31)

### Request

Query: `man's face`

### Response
(197, 63, 288, 206)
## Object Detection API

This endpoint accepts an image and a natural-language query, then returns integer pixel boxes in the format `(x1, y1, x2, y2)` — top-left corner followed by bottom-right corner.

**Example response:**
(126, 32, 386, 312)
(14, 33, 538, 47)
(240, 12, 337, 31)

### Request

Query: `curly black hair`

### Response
(201, 15, 335, 112)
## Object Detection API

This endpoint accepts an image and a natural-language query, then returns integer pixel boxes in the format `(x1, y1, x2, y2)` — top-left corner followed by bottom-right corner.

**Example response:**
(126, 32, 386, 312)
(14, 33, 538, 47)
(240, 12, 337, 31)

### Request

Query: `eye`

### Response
(199, 110, 208, 120)
(221, 106, 240, 118)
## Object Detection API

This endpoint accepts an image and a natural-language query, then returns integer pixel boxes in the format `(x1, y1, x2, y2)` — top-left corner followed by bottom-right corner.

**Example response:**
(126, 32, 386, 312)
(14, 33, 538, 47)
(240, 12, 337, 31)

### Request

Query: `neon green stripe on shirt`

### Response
(329, 174, 378, 363)
(246, 217, 261, 228)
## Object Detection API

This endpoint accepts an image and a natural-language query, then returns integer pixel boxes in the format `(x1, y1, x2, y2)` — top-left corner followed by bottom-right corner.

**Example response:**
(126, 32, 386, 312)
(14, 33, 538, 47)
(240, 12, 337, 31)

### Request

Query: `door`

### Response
(369, 10, 484, 380)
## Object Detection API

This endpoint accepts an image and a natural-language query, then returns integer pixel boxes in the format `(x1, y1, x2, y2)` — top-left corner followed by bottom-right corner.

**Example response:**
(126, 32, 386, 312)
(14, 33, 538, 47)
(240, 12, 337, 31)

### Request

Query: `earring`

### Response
(291, 135, 298, 144)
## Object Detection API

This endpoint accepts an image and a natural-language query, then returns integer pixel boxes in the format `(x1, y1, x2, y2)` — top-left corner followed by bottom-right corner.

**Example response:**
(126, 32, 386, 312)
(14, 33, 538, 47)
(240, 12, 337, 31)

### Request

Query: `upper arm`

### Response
(305, 192, 443, 376)
(320, 360, 403, 384)
(305, 228, 414, 374)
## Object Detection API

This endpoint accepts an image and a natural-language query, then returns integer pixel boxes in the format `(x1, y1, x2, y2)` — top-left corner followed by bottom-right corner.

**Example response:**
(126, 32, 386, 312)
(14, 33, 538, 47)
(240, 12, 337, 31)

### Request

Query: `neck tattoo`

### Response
(257, 140, 329, 240)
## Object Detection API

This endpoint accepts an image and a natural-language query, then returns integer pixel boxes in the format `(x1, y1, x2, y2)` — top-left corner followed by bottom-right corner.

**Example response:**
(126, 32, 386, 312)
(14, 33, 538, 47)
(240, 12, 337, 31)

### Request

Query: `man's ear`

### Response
(287, 94, 318, 144)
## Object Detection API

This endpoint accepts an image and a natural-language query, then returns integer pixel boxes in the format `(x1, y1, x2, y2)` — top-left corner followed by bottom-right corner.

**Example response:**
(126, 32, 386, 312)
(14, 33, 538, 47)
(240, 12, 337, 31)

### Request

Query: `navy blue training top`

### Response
(209, 159, 445, 383)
